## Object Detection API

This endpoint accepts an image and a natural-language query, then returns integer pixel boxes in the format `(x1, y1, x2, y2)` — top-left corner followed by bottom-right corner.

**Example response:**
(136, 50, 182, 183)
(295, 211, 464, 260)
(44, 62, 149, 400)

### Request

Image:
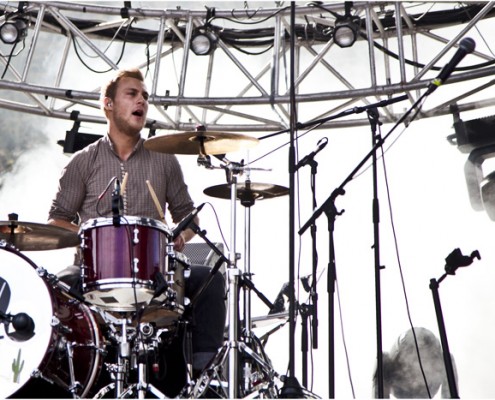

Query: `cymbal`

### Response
(144, 131, 259, 155)
(251, 311, 289, 329)
(0, 221, 80, 251)
(204, 182, 289, 203)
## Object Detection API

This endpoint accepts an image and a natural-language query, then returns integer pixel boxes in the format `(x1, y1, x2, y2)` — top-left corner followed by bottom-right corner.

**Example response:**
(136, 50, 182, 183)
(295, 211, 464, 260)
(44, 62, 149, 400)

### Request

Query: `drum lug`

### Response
(31, 368, 55, 385)
(139, 323, 154, 338)
(51, 318, 72, 335)
(133, 228, 139, 244)
(36, 266, 47, 277)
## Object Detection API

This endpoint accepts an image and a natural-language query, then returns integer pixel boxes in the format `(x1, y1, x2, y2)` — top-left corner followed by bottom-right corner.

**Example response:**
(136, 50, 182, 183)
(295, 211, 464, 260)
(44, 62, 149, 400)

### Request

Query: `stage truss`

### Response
(0, 1, 493, 136)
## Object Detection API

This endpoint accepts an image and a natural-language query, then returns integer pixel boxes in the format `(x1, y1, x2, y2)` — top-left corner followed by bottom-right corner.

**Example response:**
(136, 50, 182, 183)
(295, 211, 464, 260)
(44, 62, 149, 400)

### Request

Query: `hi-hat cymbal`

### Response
(204, 182, 289, 203)
(144, 131, 259, 155)
(0, 221, 80, 251)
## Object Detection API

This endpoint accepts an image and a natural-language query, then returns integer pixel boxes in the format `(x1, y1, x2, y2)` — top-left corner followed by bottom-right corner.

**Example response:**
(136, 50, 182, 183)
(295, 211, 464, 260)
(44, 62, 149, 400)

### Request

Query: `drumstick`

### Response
(121, 172, 129, 196)
(146, 180, 165, 222)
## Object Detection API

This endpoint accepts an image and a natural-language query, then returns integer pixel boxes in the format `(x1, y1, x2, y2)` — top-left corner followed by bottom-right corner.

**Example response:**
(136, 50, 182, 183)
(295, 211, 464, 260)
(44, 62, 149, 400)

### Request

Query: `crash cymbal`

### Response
(251, 311, 289, 329)
(144, 131, 259, 155)
(204, 182, 289, 203)
(0, 221, 80, 251)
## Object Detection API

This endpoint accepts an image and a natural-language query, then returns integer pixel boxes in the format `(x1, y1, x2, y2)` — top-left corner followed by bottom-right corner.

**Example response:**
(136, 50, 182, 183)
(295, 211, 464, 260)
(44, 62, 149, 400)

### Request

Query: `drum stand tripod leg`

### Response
(187, 178, 280, 398)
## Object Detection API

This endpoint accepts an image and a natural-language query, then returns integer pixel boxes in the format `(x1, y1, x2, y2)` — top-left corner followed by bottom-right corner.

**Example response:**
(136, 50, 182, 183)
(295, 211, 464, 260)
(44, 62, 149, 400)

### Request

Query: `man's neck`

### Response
(108, 131, 140, 161)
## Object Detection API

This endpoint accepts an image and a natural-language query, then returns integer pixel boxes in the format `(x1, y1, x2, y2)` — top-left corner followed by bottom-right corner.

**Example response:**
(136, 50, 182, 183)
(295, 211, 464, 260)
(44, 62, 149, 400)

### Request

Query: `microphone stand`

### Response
(368, 107, 384, 398)
(279, 3, 304, 398)
(295, 154, 319, 388)
(429, 248, 480, 399)
(299, 91, 429, 398)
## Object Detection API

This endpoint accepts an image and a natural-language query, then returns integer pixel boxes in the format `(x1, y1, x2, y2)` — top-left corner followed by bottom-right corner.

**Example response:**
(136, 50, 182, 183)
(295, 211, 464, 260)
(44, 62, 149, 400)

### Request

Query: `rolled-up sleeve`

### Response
(48, 156, 86, 223)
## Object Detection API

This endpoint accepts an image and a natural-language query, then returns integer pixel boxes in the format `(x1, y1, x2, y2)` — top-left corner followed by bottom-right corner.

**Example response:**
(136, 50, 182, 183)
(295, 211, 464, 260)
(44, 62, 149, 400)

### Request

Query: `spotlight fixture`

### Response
(57, 118, 102, 154)
(451, 106, 495, 221)
(480, 170, 495, 221)
(451, 110, 495, 153)
(0, 19, 28, 44)
(190, 28, 217, 56)
(333, 2, 360, 48)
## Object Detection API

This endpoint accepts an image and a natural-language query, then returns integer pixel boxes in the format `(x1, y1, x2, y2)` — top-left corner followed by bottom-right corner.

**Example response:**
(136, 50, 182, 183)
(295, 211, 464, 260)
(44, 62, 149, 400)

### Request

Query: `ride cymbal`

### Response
(0, 221, 80, 251)
(144, 131, 259, 155)
(204, 182, 289, 204)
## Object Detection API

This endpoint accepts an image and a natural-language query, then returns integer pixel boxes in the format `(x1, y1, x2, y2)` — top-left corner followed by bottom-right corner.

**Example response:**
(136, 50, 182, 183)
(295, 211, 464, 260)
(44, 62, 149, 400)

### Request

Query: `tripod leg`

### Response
(186, 344, 230, 398)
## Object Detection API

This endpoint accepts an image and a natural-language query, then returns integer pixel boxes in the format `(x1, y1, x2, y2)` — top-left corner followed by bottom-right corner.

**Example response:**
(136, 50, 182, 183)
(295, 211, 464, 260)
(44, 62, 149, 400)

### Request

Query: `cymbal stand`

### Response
(192, 157, 280, 398)
(196, 153, 242, 398)
(239, 180, 282, 396)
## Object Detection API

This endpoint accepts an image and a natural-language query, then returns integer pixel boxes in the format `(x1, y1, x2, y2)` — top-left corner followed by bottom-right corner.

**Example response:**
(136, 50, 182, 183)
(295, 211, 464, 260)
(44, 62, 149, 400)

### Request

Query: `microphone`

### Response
(427, 37, 476, 94)
(112, 178, 123, 227)
(172, 203, 205, 240)
(296, 137, 328, 170)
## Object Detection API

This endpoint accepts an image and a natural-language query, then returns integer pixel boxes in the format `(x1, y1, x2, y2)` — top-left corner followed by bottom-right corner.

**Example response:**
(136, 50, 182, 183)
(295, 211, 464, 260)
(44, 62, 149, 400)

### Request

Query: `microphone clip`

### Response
(112, 179, 123, 227)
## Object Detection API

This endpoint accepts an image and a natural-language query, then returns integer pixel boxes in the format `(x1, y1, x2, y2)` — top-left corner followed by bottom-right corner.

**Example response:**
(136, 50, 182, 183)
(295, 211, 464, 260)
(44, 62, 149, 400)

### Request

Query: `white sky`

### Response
(1, 2, 495, 398)
(2, 104, 495, 398)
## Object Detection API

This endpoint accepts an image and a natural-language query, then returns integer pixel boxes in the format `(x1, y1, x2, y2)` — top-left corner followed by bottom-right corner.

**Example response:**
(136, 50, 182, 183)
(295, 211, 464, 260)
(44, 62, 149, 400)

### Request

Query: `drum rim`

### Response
(80, 216, 172, 236)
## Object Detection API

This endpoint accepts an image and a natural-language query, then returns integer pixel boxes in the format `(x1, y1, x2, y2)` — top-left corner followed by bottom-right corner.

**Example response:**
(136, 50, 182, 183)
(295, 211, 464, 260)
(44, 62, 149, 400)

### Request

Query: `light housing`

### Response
(333, 15, 360, 48)
(57, 119, 102, 154)
(0, 19, 28, 44)
(190, 28, 217, 56)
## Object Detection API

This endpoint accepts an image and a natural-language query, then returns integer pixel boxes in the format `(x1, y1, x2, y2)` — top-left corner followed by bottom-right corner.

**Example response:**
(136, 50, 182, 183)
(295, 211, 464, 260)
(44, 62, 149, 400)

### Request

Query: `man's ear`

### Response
(104, 98, 113, 109)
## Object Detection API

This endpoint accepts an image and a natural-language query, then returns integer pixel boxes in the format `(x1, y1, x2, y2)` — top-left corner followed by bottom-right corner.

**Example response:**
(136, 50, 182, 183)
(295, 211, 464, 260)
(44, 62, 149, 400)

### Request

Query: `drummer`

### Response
(47, 67, 226, 378)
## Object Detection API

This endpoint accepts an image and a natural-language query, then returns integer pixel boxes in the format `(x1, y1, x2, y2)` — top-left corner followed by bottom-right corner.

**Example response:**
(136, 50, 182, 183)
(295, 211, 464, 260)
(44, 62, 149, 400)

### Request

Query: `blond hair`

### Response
(100, 68, 145, 115)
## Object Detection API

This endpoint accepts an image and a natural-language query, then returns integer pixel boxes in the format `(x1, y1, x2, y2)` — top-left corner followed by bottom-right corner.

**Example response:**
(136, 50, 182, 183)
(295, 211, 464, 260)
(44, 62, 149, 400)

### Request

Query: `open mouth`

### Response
(132, 109, 144, 117)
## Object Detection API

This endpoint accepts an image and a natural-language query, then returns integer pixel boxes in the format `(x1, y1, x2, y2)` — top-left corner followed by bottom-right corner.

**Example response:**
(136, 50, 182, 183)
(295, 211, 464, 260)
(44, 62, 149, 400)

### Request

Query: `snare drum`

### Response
(0, 244, 103, 398)
(80, 217, 187, 325)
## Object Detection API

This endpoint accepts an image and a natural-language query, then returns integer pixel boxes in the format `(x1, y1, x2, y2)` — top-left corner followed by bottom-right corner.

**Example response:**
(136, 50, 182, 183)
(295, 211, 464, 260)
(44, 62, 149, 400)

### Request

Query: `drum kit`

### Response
(0, 130, 297, 399)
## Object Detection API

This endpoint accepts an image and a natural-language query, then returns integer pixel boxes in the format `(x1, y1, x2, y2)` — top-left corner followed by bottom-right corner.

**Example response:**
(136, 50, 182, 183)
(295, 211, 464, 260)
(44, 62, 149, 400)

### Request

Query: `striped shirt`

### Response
(48, 135, 194, 226)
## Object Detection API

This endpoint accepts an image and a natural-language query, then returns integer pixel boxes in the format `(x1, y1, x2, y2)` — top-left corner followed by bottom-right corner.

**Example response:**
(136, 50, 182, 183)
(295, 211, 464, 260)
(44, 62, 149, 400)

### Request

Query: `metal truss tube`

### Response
(47, 6, 119, 70)
(202, 53, 215, 123)
(22, 4, 45, 82)
(271, 14, 281, 99)
(395, 2, 407, 83)
(412, 1, 495, 82)
(50, 35, 72, 110)
(365, 4, 377, 88)
(216, 40, 269, 97)
(35, 1, 355, 19)
(151, 16, 167, 97)
(293, 40, 333, 92)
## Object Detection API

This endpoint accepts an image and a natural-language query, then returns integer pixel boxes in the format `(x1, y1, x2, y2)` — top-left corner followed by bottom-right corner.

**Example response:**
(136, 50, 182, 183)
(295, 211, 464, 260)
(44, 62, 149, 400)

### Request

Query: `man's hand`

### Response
(173, 232, 185, 252)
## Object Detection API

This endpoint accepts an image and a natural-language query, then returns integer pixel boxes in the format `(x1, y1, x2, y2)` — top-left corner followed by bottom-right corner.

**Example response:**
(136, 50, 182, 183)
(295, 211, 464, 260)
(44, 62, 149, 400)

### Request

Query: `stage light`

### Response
(451, 113, 495, 153)
(332, 2, 360, 48)
(333, 15, 360, 48)
(190, 28, 217, 56)
(57, 119, 102, 154)
(0, 19, 28, 44)
(481, 171, 495, 221)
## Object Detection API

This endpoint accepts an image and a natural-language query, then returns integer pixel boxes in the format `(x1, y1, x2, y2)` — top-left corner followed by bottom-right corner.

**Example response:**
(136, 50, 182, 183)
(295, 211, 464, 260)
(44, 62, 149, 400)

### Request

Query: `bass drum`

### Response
(0, 244, 103, 398)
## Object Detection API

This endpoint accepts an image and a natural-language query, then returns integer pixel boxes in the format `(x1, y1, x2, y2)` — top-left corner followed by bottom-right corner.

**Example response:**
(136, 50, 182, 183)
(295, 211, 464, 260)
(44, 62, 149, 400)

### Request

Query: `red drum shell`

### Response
(80, 217, 185, 325)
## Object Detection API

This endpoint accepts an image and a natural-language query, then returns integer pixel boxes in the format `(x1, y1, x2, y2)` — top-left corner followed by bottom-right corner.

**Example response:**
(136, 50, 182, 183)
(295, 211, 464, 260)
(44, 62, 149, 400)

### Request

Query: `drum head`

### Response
(0, 247, 54, 398)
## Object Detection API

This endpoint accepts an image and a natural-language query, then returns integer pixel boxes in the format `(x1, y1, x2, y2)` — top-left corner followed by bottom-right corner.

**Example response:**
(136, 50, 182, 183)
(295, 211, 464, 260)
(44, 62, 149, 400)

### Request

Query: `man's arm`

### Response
(48, 218, 79, 233)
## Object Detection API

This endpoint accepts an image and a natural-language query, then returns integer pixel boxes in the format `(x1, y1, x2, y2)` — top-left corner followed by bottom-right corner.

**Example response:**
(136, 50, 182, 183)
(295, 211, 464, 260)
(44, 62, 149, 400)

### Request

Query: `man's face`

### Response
(110, 76, 149, 136)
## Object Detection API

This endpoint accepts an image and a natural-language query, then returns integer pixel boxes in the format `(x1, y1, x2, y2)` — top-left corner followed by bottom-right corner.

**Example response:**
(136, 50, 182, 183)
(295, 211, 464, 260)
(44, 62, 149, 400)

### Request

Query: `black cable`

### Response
(361, 32, 495, 72)
(1, 41, 19, 79)
(71, 18, 133, 73)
